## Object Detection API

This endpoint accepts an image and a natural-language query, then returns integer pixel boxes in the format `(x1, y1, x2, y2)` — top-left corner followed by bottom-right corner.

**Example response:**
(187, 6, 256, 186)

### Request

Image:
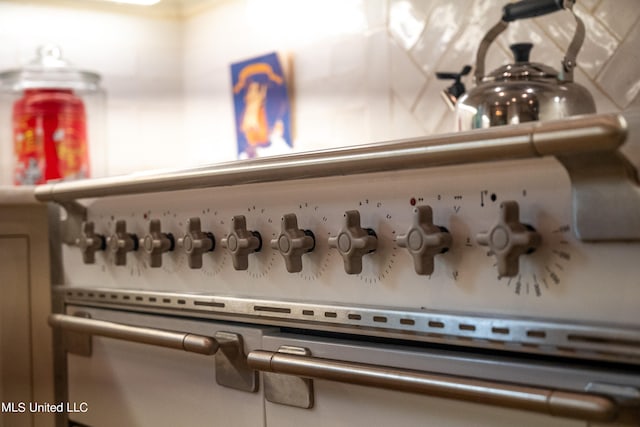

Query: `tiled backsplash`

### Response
(0, 0, 638, 181)
(388, 0, 640, 137)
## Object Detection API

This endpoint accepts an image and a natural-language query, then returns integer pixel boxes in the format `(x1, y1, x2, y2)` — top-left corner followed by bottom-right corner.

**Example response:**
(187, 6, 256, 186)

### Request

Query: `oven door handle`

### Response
(247, 350, 620, 422)
(48, 314, 219, 355)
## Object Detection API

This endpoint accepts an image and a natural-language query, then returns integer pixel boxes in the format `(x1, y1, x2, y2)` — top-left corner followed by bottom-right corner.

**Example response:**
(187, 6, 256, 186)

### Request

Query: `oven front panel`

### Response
(60, 157, 640, 327)
(64, 305, 275, 427)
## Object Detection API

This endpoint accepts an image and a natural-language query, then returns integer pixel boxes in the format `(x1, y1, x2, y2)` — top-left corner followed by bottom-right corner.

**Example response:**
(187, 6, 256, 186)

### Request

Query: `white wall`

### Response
(0, 0, 639, 182)
(0, 1, 184, 182)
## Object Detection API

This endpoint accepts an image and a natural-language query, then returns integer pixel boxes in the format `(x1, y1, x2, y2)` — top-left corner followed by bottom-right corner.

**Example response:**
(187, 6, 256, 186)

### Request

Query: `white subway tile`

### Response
(580, 0, 602, 12)
(534, 5, 618, 79)
(293, 103, 335, 152)
(365, 31, 392, 141)
(413, 76, 452, 135)
(390, 94, 426, 139)
(390, 38, 427, 111)
(293, 41, 332, 84)
(573, 68, 620, 113)
(332, 105, 369, 146)
(0, 46, 17, 70)
(138, 46, 182, 80)
(595, 0, 640, 40)
(411, 0, 471, 75)
(363, 0, 388, 30)
(596, 19, 640, 108)
(331, 34, 367, 76)
(388, 0, 427, 50)
(321, 72, 368, 110)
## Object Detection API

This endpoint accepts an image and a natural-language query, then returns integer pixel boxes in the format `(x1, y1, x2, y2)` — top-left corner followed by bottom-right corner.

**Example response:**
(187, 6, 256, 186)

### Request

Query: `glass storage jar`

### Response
(0, 45, 105, 185)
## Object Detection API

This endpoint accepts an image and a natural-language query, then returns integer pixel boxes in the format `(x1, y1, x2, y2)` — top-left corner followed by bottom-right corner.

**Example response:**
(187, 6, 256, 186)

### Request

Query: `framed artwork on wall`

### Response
(230, 52, 293, 159)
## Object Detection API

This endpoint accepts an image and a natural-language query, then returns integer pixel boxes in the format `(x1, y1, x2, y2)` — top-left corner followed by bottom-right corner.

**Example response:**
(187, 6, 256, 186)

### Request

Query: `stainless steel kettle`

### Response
(437, 0, 595, 131)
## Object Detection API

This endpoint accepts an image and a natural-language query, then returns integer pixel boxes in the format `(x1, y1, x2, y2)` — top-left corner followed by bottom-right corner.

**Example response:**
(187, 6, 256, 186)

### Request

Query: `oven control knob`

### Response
(178, 217, 215, 269)
(476, 201, 541, 278)
(328, 210, 377, 275)
(220, 215, 262, 270)
(270, 213, 315, 273)
(107, 220, 138, 266)
(76, 221, 106, 264)
(140, 219, 175, 268)
(396, 206, 451, 275)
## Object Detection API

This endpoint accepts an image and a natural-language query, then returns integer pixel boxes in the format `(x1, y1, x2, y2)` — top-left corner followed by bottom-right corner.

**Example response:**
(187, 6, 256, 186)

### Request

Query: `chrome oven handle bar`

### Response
(247, 350, 619, 423)
(48, 314, 219, 355)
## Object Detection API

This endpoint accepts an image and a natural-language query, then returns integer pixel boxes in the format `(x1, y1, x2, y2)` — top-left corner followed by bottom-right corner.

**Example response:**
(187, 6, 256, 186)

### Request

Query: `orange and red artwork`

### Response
(231, 52, 293, 159)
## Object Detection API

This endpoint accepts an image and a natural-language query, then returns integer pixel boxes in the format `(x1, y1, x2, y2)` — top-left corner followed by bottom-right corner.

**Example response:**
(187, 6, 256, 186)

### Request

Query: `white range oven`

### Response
(38, 112, 640, 426)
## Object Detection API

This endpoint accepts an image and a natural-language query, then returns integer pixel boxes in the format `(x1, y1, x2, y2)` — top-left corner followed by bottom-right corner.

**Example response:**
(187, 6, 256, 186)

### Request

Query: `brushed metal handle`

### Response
(247, 350, 619, 422)
(34, 114, 626, 202)
(48, 314, 219, 355)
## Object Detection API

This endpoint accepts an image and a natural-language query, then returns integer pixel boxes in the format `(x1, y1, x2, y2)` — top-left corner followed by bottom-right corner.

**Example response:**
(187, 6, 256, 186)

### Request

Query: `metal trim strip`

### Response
(57, 286, 640, 365)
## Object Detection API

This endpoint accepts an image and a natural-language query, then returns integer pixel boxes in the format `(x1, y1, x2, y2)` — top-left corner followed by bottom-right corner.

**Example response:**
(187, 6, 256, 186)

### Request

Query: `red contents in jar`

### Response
(13, 88, 89, 185)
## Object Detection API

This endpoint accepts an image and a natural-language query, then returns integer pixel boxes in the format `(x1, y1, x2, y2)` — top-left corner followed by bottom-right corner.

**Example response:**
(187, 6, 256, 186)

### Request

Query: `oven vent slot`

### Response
(492, 327, 509, 335)
(193, 300, 225, 308)
(428, 321, 445, 329)
(254, 305, 292, 314)
(348, 314, 361, 320)
(521, 343, 540, 349)
(567, 334, 640, 348)
(527, 330, 546, 339)
(324, 312, 337, 318)
(373, 316, 387, 323)
(302, 310, 314, 316)
(400, 318, 415, 326)
(459, 324, 476, 331)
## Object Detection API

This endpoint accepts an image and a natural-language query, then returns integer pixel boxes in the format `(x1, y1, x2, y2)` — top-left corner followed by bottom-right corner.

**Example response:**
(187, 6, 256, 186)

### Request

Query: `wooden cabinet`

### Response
(0, 187, 54, 427)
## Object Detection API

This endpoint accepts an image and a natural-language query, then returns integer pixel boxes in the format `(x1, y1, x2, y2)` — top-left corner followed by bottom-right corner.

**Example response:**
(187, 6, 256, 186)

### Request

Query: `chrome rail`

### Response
(34, 114, 625, 202)
(248, 350, 619, 422)
(48, 313, 219, 355)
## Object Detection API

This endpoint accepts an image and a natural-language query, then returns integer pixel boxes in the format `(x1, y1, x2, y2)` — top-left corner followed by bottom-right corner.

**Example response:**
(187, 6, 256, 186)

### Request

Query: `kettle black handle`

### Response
(474, 0, 581, 83)
(503, 0, 567, 22)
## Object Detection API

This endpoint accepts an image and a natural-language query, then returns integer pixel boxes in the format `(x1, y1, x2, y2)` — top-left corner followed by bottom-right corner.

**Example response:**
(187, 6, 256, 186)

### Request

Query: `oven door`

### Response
(58, 305, 274, 427)
(256, 332, 638, 427)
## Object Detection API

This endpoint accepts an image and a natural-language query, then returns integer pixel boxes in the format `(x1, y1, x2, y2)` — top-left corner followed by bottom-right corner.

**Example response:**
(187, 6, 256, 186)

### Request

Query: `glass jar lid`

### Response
(0, 45, 101, 92)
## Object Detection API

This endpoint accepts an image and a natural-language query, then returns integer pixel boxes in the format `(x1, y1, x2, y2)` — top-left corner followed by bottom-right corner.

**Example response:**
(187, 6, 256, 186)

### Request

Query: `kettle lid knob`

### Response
(510, 43, 533, 62)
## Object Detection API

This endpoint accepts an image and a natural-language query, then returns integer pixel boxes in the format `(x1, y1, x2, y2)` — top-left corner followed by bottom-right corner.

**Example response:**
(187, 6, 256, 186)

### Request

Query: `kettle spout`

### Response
(436, 65, 472, 111)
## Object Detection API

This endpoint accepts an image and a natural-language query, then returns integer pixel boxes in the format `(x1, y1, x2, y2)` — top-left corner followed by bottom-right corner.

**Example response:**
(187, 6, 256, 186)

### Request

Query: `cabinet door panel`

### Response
(0, 237, 33, 427)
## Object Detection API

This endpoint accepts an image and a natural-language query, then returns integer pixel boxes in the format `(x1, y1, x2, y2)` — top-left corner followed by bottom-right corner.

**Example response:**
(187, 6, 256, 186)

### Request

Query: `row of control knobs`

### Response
(75, 201, 540, 277)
